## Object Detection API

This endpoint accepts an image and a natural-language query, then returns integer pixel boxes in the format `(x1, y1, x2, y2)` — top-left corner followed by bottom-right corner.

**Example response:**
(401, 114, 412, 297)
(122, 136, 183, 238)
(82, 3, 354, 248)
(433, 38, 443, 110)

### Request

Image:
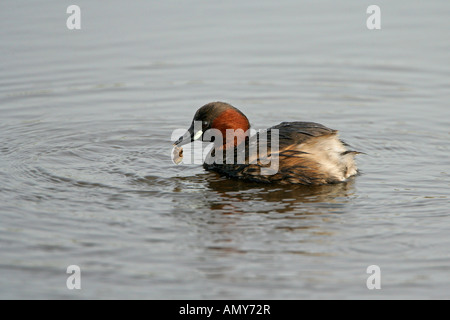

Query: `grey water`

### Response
(0, 0, 449, 299)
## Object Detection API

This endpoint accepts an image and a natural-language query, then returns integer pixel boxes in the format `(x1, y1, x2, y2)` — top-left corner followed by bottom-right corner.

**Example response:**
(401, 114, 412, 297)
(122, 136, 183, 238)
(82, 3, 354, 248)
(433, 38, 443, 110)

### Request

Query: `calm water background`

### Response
(1, 0, 449, 299)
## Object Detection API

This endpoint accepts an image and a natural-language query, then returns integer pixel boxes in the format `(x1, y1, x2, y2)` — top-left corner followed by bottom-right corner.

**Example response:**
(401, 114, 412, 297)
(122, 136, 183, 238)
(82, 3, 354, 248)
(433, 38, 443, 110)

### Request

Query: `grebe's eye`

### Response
(202, 121, 208, 127)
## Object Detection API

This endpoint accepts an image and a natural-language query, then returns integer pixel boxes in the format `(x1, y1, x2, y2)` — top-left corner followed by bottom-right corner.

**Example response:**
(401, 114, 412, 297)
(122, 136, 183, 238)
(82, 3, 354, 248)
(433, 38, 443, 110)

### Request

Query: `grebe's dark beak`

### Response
(173, 131, 190, 147)
(173, 122, 203, 147)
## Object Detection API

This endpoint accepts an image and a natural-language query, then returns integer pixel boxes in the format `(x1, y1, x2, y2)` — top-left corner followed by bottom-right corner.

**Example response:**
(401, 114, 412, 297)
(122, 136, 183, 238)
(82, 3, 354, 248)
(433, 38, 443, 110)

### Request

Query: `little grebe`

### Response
(173, 102, 359, 185)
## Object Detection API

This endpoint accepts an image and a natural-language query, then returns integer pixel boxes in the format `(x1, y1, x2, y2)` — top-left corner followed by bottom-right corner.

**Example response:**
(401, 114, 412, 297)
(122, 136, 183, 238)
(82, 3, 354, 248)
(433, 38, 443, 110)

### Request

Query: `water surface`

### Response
(0, 0, 449, 299)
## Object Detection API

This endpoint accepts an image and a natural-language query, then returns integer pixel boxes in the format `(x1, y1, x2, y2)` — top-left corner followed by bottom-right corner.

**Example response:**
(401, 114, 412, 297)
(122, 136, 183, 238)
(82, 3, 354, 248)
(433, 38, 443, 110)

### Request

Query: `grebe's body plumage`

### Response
(174, 102, 359, 185)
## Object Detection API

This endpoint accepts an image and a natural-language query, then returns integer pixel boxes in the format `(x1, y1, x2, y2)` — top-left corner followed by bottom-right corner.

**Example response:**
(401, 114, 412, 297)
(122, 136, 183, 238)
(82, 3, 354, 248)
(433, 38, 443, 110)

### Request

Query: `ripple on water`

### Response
(0, 119, 182, 212)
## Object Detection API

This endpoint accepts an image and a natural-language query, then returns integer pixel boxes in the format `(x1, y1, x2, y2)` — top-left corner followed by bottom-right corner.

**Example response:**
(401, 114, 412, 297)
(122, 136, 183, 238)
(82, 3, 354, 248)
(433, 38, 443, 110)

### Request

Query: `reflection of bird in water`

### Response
(203, 172, 356, 214)
(169, 172, 355, 258)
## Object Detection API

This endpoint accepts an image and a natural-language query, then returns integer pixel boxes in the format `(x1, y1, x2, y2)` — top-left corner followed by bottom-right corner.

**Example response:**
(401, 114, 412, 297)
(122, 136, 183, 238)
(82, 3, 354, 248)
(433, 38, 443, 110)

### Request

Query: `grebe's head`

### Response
(174, 102, 250, 148)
